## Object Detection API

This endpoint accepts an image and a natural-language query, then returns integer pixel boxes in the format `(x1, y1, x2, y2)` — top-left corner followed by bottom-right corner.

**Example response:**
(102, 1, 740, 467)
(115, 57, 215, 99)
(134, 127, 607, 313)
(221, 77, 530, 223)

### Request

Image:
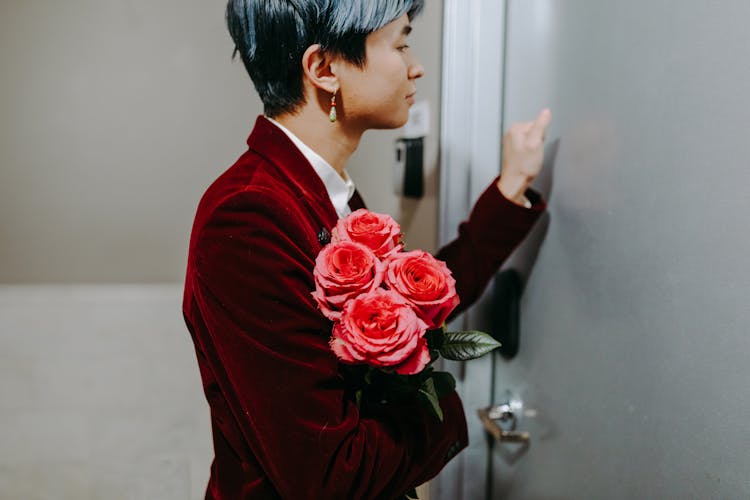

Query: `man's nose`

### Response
(408, 55, 424, 80)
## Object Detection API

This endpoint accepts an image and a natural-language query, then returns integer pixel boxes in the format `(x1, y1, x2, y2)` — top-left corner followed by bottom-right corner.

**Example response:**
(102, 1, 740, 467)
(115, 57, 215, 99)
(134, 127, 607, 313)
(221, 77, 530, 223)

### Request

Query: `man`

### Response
(182, 1, 550, 498)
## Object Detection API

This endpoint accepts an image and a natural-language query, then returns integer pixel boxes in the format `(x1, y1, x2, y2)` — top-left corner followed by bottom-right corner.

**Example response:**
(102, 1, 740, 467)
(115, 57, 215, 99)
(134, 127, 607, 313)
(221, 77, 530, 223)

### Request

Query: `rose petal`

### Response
(394, 338, 431, 375)
(383, 250, 459, 329)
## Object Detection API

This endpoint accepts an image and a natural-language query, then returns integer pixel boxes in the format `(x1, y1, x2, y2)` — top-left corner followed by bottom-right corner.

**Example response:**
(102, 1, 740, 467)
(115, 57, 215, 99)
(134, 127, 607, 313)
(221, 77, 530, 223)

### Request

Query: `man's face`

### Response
(336, 14, 424, 131)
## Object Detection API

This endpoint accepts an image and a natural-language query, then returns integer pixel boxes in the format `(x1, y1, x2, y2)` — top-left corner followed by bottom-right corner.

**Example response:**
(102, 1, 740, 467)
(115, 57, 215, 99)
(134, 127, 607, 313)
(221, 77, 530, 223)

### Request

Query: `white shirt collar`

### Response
(267, 117, 355, 219)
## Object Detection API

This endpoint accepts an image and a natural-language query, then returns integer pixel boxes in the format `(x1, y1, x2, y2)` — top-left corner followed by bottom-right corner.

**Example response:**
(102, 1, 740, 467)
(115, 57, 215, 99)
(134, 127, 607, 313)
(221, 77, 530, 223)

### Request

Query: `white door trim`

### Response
(436, 1, 509, 498)
(439, 0, 508, 246)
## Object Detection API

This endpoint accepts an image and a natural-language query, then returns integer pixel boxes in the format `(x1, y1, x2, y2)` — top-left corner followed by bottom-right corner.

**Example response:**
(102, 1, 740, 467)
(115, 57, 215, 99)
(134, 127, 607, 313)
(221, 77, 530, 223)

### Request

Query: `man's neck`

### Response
(274, 109, 362, 179)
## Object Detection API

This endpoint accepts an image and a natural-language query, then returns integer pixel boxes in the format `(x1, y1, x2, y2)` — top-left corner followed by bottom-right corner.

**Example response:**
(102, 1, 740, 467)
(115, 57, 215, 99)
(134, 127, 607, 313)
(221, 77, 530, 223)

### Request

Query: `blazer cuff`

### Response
(470, 176, 546, 234)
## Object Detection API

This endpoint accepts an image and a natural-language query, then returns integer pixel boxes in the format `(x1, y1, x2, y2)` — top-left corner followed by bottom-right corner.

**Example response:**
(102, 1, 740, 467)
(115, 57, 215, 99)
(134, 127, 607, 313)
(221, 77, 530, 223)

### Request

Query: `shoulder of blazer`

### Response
(245, 116, 338, 221)
(190, 117, 340, 256)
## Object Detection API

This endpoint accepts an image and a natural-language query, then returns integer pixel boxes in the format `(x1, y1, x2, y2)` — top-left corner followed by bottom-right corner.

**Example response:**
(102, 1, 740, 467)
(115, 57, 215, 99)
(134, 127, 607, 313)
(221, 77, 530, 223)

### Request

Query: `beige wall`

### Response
(0, 0, 444, 283)
(0, 284, 213, 500)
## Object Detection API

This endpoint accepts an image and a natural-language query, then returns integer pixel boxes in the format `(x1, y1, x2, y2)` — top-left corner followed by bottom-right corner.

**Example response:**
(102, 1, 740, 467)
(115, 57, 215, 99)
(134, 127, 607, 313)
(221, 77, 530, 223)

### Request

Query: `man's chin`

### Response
(372, 114, 410, 131)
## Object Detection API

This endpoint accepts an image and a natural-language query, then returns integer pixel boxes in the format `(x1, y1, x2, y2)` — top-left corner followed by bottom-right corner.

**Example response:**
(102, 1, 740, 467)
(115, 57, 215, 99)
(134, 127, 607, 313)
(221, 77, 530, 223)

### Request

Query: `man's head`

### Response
(226, 0, 424, 118)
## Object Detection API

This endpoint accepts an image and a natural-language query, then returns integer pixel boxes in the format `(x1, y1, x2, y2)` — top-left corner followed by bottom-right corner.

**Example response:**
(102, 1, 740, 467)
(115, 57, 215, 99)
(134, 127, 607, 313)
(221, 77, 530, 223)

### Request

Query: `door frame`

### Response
(438, 0, 508, 246)
(434, 1, 509, 499)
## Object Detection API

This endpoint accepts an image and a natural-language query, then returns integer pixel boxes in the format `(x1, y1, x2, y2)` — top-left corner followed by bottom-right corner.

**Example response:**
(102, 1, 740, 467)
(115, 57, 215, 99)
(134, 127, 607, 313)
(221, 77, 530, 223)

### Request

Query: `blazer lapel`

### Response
(348, 189, 367, 211)
(245, 116, 339, 231)
(244, 116, 370, 239)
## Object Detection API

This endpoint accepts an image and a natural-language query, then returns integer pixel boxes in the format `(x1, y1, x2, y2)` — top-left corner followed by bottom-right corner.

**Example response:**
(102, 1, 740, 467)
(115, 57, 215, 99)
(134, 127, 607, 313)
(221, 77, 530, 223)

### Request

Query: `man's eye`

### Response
(398, 45, 410, 52)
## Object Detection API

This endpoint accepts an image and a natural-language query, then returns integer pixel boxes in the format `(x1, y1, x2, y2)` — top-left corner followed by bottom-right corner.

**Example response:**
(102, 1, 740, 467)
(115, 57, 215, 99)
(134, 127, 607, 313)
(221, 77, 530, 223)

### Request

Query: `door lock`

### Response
(478, 390, 532, 443)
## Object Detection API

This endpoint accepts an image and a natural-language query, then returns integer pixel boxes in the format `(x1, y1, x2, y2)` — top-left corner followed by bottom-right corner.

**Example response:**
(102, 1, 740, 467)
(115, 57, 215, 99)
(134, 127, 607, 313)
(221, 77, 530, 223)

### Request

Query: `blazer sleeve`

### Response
(436, 176, 546, 321)
(191, 187, 467, 499)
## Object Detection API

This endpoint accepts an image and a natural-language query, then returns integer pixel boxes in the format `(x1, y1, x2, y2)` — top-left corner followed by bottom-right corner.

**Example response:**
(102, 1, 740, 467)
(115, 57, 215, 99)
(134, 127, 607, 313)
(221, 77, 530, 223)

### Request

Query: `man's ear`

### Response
(301, 44, 340, 94)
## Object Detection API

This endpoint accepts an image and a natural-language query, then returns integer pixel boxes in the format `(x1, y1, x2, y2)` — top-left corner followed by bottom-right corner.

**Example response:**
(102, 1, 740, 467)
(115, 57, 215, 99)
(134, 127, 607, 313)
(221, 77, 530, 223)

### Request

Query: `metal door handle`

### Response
(478, 407, 530, 443)
(478, 390, 532, 443)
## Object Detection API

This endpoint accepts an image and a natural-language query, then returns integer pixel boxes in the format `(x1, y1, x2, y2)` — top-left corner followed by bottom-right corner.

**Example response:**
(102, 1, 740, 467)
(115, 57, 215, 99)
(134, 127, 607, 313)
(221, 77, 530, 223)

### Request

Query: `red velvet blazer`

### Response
(182, 116, 545, 499)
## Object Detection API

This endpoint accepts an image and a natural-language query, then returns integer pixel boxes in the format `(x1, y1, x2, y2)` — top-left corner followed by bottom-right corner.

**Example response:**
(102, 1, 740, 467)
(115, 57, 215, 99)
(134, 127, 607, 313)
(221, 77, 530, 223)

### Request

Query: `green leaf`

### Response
(418, 377, 444, 422)
(438, 331, 501, 361)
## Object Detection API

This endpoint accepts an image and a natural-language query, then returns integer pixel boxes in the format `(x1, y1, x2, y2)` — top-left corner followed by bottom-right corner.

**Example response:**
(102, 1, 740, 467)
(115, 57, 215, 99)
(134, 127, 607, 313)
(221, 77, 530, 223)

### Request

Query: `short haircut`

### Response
(226, 0, 424, 117)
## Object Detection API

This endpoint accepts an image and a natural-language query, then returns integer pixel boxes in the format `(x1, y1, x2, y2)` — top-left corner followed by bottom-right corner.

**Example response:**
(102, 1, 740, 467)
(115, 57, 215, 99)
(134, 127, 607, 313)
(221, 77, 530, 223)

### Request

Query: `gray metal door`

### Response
(436, 1, 750, 498)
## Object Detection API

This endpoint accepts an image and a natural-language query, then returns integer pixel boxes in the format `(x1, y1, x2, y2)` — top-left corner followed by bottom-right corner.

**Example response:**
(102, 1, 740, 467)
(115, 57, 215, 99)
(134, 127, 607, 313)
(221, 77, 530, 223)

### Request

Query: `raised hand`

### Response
(496, 108, 552, 205)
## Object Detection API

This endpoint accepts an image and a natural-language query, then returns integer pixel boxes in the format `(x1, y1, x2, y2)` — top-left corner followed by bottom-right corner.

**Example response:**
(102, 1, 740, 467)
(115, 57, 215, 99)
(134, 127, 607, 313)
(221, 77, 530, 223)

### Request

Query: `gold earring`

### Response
(329, 91, 337, 123)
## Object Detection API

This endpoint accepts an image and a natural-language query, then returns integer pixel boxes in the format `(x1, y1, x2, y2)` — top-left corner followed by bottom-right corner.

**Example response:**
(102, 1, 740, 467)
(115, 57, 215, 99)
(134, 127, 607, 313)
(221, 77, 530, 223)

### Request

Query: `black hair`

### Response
(226, 0, 424, 117)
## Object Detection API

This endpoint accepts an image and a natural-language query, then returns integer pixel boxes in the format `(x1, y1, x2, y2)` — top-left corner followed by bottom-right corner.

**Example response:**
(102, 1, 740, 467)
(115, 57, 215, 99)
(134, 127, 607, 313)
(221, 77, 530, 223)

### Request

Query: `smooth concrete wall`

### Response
(0, 0, 445, 283)
(0, 285, 212, 500)
(0, 0, 255, 283)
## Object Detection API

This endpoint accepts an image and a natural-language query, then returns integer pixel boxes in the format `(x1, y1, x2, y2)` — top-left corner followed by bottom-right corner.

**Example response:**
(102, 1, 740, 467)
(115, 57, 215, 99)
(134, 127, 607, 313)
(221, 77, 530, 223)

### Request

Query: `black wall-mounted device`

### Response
(396, 137, 424, 199)
(490, 269, 523, 359)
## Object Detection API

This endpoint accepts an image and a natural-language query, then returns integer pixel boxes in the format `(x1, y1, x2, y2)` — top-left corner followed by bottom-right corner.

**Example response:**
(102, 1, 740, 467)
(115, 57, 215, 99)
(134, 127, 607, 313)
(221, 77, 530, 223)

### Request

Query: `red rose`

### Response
(330, 289, 430, 375)
(331, 209, 403, 259)
(311, 241, 384, 321)
(383, 250, 459, 329)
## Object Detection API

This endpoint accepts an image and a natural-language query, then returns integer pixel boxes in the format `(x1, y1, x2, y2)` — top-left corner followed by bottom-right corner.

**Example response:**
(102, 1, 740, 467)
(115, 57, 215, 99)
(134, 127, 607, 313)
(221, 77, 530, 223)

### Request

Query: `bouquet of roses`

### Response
(312, 209, 501, 421)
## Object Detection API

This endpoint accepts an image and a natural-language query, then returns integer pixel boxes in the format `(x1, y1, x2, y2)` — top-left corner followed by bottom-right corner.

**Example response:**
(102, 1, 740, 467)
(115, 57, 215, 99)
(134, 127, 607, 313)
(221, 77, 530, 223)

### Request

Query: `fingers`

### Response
(528, 108, 552, 144)
(506, 109, 551, 147)
(518, 122, 534, 134)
